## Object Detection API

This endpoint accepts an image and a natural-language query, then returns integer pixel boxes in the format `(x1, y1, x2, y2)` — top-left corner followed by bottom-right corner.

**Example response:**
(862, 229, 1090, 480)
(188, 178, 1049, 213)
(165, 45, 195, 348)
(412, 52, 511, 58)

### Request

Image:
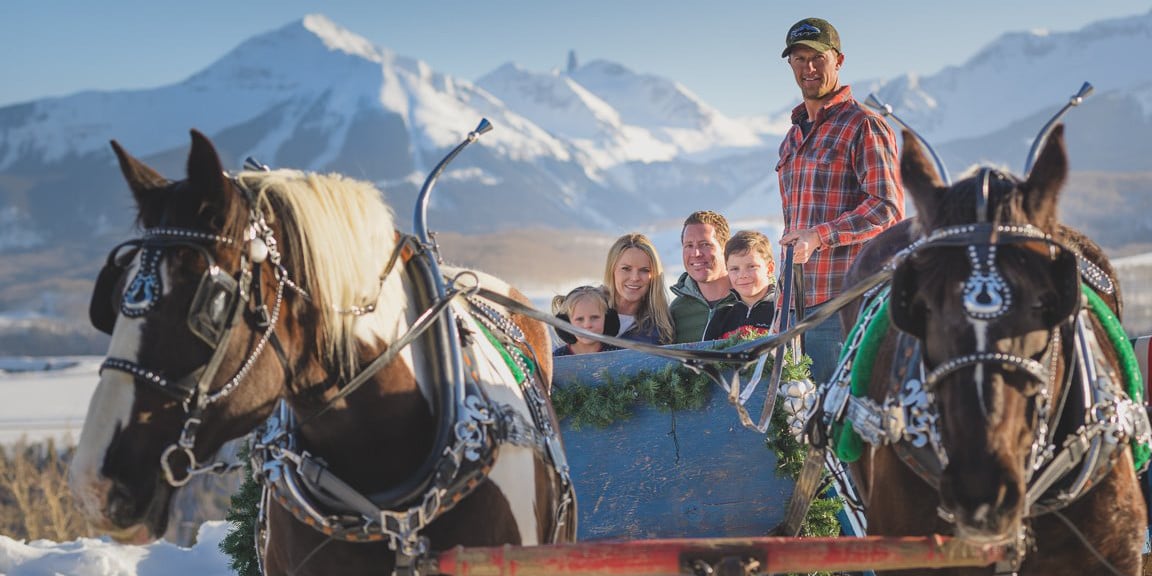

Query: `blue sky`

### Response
(1, 0, 1148, 116)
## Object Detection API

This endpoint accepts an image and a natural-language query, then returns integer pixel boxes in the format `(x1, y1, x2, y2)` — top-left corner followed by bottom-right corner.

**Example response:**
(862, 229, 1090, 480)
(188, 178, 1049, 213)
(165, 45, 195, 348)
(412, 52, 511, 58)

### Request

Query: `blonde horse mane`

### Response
(235, 170, 397, 375)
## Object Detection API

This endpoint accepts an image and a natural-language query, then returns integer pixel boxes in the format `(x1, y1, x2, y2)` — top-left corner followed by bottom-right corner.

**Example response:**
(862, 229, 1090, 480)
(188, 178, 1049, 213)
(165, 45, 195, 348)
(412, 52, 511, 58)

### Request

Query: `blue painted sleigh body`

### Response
(552, 343, 795, 541)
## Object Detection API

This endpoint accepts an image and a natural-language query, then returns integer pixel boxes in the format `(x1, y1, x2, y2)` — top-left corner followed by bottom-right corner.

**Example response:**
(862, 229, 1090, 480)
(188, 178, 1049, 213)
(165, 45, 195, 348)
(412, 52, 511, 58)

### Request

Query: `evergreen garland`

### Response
(219, 445, 261, 576)
(761, 351, 846, 548)
(551, 363, 712, 430)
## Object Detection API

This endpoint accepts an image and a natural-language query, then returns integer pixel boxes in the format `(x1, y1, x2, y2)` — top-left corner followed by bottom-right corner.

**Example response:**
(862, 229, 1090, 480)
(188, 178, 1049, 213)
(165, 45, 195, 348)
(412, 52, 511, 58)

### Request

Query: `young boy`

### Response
(704, 230, 777, 340)
(552, 285, 622, 356)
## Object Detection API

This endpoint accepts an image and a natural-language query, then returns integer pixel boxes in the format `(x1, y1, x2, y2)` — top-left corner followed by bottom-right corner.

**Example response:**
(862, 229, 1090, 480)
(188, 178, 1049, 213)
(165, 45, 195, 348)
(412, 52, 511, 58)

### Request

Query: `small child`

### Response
(552, 285, 622, 356)
(704, 230, 778, 341)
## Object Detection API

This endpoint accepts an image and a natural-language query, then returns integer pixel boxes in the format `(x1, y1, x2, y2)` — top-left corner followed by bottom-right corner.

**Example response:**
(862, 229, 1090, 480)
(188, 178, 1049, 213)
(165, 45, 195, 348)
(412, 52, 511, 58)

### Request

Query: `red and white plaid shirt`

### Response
(777, 85, 904, 308)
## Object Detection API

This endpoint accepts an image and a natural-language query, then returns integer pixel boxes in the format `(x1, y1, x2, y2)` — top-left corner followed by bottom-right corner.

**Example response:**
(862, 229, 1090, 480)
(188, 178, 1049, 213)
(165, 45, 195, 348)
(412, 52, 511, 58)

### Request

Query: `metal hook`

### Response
(1024, 82, 1093, 176)
(866, 92, 952, 185)
(414, 119, 494, 246)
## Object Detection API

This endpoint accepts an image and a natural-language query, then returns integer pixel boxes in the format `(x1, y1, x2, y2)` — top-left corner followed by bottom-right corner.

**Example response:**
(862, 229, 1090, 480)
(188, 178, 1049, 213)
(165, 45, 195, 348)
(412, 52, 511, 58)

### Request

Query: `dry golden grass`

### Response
(0, 436, 242, 546)
(0, 438, 92, 541)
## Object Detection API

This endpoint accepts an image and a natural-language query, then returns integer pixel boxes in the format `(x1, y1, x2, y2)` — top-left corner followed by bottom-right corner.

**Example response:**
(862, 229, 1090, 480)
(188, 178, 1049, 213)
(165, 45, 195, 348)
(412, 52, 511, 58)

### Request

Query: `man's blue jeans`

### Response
(802, 302, 843, 385)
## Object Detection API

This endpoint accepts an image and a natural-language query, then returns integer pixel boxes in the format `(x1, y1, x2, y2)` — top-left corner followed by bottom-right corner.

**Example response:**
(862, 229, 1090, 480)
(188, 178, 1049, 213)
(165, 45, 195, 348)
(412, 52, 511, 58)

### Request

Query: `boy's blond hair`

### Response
(725, 230, 775, 264)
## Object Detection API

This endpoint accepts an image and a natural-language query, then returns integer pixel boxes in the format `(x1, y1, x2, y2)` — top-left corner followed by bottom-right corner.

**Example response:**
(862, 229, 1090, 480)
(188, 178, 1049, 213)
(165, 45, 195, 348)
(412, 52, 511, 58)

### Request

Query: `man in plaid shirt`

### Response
(777, 17, 905, 385)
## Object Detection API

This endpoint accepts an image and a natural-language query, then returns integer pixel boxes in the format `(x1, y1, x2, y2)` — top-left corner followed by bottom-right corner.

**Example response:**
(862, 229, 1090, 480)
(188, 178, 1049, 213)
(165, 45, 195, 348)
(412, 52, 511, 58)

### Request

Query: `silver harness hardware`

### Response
(250, 247, 576, 569)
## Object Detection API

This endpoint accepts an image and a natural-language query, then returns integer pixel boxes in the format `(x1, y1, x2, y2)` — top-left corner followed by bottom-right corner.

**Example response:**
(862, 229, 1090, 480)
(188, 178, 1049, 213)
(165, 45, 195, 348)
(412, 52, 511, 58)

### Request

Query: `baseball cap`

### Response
(782, 18, 841, 58)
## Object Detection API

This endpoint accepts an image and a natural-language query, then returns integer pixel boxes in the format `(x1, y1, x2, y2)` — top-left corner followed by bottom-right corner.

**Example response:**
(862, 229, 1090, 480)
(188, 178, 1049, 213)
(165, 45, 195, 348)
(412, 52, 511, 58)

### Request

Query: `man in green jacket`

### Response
(670, 211, 738, 342)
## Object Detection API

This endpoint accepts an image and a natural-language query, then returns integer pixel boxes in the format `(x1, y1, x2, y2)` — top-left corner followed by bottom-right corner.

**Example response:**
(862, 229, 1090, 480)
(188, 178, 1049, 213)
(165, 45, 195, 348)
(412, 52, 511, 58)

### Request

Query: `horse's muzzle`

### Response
(940, 466, 1024, 543)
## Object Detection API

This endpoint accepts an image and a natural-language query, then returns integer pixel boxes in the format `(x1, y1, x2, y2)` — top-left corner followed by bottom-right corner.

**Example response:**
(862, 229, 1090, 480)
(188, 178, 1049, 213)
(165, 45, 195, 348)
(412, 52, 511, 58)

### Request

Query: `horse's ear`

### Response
(110, 140, 167, 205)
(187, 129, 229, 210)
(1022, 124, 1067, 229)
(899, 131, 946, 229)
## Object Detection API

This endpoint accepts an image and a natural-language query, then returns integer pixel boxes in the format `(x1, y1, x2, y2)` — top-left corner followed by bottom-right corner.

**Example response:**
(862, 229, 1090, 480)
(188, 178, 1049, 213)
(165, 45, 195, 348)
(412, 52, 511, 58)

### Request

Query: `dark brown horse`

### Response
(840, 125, 1148, 575)
(69, 130, 575, 575)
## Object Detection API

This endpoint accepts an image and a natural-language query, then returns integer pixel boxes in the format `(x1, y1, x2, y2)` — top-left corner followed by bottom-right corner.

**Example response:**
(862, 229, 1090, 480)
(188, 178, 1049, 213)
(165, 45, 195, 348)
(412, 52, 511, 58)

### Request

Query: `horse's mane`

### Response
(235, 170, 397, 374)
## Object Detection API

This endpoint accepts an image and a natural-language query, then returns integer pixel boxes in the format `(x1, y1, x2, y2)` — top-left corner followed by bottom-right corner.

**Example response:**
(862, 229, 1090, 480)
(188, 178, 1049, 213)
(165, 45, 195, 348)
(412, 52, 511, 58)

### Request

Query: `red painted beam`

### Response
(426, 535, 1006, 575)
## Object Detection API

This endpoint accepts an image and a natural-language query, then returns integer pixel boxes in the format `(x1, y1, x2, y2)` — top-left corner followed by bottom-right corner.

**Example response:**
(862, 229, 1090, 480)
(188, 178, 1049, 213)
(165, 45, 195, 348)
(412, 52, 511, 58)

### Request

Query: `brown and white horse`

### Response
(69, 130, 575, 574)
(840, 125, 1148, 575)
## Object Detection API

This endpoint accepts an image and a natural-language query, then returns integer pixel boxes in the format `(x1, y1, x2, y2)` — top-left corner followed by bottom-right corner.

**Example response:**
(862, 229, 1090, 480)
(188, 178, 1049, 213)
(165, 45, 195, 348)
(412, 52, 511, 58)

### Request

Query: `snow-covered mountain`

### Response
(858, 9, 1152, 162)
(4, 7, 1147, 254)
(0, 15, 573, 176)
(2, 9, 1152, 355)
(1, 10, 1150, 254)
(476, 60, 765, 167)
(0, 14, 774, 253)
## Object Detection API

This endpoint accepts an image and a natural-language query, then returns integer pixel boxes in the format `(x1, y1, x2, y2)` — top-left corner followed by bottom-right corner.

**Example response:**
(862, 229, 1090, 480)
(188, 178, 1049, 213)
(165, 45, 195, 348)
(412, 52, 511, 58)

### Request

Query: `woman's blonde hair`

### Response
(602, 233, 674, 343)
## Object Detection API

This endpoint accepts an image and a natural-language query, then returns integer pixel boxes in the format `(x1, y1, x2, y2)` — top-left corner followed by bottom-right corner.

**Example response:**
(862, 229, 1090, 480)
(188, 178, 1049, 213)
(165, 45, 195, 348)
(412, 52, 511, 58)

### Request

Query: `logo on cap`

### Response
(789, 23, 821, 42)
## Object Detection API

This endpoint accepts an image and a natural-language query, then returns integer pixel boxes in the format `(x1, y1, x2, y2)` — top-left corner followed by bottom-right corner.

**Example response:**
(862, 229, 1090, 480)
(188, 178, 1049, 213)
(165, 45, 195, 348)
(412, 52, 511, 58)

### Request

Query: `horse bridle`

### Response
(89, 181, 296, 486)
(888, 175, 1082, 391)
(91, 228, 246, 397)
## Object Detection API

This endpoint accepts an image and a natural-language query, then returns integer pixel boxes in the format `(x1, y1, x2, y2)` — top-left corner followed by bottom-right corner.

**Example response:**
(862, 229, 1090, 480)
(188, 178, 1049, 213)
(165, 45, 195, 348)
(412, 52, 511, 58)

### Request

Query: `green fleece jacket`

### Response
(669, 272, 738, 343)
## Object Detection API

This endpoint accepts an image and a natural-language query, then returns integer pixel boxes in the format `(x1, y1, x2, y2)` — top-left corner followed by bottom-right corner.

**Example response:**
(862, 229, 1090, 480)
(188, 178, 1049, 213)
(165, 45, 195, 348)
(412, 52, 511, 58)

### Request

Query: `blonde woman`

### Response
(603, 233, 675, 344)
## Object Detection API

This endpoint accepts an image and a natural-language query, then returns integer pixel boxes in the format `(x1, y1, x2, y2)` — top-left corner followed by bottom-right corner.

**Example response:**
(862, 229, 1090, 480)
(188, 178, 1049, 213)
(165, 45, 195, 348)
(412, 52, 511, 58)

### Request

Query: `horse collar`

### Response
(251, 248, 574, 559)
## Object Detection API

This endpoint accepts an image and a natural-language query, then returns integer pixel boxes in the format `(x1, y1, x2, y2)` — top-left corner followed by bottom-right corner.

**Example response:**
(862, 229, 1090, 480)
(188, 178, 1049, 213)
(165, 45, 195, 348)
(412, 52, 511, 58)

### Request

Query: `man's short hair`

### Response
(682, 210, 731, 246)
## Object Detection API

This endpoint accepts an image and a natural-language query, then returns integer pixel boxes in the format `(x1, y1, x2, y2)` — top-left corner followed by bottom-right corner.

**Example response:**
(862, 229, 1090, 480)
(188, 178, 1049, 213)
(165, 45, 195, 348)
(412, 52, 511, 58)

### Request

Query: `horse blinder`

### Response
(889, 261, 926, 339)
(90, 263, 122, 335)
(89, 242, 141, 334)
(89, 240, 242, 350)
(1047, 250, 1081, 327)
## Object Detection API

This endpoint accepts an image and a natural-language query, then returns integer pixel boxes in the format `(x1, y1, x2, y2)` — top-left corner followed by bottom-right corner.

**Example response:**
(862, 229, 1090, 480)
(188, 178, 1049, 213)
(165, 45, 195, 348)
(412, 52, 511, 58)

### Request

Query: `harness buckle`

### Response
(392, 535, 432, 576)
(178, 417, 202, 449)
(253, 303, 272, 329)
(845, 395, 903, 445)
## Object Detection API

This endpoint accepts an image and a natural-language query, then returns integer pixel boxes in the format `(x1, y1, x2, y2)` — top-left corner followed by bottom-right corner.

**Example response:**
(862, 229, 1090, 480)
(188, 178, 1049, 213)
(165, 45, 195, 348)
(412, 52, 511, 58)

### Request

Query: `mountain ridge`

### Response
(1, 10, 1151, 349)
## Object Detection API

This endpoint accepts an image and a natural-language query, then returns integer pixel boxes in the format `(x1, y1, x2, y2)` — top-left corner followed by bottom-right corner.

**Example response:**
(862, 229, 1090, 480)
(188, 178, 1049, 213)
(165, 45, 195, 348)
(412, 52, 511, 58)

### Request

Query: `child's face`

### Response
(569, 297, 607, 344)
(727, 250, 773, 302)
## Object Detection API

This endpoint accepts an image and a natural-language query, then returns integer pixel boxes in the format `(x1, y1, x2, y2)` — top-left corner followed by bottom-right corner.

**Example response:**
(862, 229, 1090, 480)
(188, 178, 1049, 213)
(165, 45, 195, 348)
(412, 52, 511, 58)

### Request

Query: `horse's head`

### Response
(889, 126, 1081, 543)
(70, 131, 291, 542)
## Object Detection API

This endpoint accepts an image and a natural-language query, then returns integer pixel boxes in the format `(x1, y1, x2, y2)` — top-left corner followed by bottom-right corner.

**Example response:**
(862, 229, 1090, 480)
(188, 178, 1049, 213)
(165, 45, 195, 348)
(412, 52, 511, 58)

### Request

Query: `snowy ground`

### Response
(0, 356, 235, 575)
(0, 522, 233, 576)
(0, 356, 98, 445)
